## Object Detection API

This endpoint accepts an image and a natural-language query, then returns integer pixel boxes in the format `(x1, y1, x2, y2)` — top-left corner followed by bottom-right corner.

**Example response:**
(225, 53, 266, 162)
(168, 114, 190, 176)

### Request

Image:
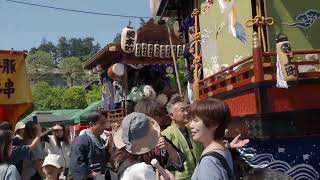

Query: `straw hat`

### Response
(113, 112, 160, 155)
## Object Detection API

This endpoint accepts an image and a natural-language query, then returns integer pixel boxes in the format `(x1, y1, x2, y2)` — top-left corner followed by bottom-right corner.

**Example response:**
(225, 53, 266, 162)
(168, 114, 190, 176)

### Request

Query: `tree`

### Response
(62, 86, 88, 109)
(38, 39, 58, 64)
(85, 84, 101, 105)
(57, 36, 70, 59)
(139, 18, 146, 27)
(58, 57, 84, 86)
(69, 38, 82, 57)
(26, 50, 56, 84)
(113, 33, 121, 43)
(81, 37, 95, 55)
(32, 81, 64, 110)
(93, 43, 101, 53)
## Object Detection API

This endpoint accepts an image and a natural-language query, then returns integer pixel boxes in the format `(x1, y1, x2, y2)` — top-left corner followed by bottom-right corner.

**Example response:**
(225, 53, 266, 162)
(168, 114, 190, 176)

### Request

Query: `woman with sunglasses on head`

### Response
(189, 98, 235, 180)
(0, 130, 21, 180)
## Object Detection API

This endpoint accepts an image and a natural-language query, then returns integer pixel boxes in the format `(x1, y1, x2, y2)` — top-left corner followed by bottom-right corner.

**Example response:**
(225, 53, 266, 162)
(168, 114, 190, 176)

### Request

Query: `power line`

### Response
(6, 0, 150, 19)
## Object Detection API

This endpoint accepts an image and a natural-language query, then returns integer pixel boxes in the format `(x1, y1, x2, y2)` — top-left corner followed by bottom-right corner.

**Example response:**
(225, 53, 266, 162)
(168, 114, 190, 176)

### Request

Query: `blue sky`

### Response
(0, 0, 150, 50)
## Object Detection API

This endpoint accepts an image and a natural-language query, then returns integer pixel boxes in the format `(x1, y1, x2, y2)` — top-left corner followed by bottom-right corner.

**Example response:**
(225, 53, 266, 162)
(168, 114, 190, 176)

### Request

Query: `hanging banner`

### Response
(0, 51, 32, 104)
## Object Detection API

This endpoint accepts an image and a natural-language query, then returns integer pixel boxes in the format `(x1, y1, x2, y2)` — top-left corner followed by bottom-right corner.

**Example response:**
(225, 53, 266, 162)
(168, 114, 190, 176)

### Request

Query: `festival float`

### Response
(80, 19, 184, 136)
(152, 0, 320, 179)
(0, 50, 33, 126)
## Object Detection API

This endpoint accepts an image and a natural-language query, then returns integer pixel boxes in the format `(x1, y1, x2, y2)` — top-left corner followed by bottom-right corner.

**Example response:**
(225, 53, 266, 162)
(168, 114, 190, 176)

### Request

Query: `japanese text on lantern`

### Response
(0, 58, 16, 98)
(125, 30, 136, 52)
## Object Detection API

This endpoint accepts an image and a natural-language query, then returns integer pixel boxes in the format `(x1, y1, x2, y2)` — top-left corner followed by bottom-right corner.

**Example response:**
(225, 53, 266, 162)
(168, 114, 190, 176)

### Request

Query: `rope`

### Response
(245, 0, 274, 51)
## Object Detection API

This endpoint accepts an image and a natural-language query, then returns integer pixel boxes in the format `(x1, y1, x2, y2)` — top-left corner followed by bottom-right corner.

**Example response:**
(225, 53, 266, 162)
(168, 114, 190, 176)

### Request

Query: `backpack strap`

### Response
(2, 164, 10, 180)
(200, 151, 234, 180)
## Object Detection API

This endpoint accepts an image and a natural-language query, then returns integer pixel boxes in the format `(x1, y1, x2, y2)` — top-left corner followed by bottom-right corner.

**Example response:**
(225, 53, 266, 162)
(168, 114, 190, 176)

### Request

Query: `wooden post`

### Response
(252, 32, 264, 82)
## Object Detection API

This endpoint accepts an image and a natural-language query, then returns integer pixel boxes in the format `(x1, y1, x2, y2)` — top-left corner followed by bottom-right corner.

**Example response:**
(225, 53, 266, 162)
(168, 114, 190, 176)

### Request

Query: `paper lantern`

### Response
(173, 21, 181, 37)
(166, 66, 174, 74)
(92, 67, 97, 74)
(96, 64, 103, 71)
(107, 63, 125, 80)
(183, 44, 186, 53)
(154, 44, 160, 57)
(160, 45, 166, 58)
(141, 43, 147, 57)
(177, 45, 183, 57)
(135, 43, 142, 57)
(172, 45, 177, 57)
(147, 44, 153, 57)
(121, 26, 137, 53)
(165, 45, 171, 58)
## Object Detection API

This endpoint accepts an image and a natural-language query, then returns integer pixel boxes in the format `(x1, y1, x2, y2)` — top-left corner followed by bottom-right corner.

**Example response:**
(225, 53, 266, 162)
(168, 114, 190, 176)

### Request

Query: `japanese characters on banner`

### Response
(121, 26, 137, 53)
(134, 43, 184, 58)
(0, 51, 32, 104)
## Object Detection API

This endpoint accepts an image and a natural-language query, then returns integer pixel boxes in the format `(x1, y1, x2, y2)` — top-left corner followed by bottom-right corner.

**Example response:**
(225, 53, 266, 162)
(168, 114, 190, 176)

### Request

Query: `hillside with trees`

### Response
(27, 37, 102, 110)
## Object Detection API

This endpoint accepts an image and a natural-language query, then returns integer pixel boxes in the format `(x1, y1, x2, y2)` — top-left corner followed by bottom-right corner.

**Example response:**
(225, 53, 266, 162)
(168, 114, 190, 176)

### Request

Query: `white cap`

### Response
(42, 154, 64, 168)
(52, 124, 63, 130)
(14, 122, 25, 132)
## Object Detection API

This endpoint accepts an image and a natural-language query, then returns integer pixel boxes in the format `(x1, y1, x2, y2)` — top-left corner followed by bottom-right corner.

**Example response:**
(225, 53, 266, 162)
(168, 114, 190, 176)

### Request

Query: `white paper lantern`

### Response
(135, 43, 142, 57)
(173, 21, 180, 37)
(141, 43, 147, 57)
(166, 66, 174, 74)
(160, 45, 166, 58)
(154, 44, 160, 57)
(147, 44, 153, 57)
(96, 64, 103, 71)
(172, 45, 177, 57)
(165, 45, 171, 58)
(183, 44, 186, 53)
(177, 45, 183, 57)
(92, 67, 97, 74)
(121, 26, 137, 53)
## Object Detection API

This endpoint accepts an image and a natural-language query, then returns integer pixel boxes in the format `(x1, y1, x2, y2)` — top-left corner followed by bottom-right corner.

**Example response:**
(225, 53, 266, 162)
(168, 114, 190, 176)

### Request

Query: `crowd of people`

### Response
(0, 95, 294, 180)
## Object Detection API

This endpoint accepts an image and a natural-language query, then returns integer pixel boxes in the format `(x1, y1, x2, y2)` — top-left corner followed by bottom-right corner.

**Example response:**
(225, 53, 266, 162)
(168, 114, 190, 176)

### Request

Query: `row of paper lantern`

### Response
(88, 64, 103, 75)
(135, 43, 185, 58)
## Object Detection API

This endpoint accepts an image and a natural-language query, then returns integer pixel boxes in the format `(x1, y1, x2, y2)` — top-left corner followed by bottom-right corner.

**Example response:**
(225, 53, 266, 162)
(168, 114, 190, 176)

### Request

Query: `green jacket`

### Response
(161, 123, 203, 180)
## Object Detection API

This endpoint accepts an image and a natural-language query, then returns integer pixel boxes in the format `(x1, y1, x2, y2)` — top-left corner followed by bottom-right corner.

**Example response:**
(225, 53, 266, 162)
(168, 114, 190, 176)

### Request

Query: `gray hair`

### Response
(166, 94, 183, 114)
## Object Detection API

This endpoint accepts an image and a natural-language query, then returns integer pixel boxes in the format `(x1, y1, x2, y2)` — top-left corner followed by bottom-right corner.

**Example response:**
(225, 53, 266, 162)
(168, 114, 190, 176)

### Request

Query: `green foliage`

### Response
(31, 36, 101, 64)
(62, 86, 88, 109)
(85, 84, 102, 105)
(167, 57, 187, 92)
(26, 51, 56, 84)
(113, 33, 121, 43)
(32, 81, 64, 110)
(58, 57, 84, 86)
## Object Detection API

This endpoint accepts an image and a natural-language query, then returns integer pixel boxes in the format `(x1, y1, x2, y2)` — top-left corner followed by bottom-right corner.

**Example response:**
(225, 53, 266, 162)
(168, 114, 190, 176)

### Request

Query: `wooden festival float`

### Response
(152, 0, 320, 179)
(83, 19, 183, 130)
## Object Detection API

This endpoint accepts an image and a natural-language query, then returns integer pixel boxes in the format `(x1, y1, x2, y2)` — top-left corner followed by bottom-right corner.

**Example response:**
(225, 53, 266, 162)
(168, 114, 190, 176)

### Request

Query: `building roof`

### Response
(84, 18, 182, 70)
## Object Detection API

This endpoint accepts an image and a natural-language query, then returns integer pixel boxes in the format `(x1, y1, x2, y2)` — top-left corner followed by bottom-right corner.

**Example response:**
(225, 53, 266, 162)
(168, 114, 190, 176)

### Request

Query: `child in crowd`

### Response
(42, 154, 64, 180)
